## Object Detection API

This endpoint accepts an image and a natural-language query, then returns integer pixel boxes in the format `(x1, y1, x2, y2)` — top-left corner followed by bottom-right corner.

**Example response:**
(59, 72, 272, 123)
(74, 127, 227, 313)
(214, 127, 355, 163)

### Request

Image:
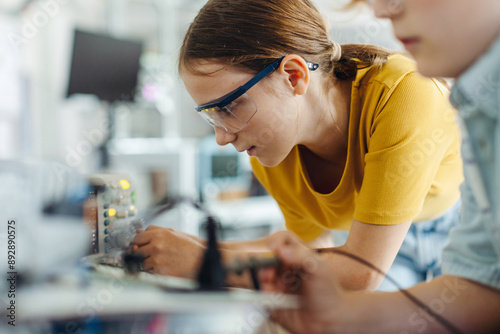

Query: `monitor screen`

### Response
(211, 154, 239, 178)
(67, 29, 143, 102)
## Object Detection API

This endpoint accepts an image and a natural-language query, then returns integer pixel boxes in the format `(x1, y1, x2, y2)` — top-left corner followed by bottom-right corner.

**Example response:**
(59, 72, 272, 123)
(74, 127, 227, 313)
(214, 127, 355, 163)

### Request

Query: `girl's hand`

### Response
(260, 231, 344, 334)
(132, 226, 206, 278)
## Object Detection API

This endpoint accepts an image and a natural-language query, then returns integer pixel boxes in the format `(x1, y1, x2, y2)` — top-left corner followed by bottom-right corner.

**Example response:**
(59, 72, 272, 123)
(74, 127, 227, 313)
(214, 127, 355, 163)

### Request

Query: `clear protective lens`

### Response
(197, 93, 257, 134)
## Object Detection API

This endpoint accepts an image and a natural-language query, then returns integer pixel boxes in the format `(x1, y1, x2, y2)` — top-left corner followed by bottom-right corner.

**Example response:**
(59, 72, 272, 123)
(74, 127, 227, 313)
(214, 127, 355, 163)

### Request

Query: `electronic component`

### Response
(85, 174, 143, 256)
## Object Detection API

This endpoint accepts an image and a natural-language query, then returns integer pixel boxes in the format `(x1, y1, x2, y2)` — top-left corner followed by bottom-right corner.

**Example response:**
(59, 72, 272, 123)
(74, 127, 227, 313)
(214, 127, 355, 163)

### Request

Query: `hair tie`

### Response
(329, 41, 342, 63)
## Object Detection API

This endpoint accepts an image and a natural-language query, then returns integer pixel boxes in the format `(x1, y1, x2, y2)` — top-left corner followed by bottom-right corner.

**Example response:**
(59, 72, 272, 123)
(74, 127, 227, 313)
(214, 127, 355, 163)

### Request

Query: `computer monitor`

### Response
(67, 29, 143, 102)
(198, 134, 255, 202)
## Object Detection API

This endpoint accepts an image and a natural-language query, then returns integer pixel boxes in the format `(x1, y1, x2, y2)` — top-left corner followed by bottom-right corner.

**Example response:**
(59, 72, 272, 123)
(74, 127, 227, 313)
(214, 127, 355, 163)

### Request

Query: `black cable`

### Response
(141, 195, 214, 224)
(249, 267, 260, 291)
(140, 196, 183, 223)
(316, 247, 463, 334)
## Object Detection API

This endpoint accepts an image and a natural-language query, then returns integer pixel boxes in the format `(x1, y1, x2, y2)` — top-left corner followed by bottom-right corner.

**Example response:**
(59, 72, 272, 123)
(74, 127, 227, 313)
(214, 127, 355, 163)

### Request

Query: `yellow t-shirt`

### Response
(251, 55, 463, 242)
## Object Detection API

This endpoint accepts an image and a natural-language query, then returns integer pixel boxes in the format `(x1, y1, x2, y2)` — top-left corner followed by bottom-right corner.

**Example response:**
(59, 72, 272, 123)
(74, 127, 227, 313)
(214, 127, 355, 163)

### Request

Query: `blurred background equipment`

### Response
(67, 29, 143, 103)
(67, 29, 143, 168)
(0, 159, 91, 284)
(198, 134, 257, 202)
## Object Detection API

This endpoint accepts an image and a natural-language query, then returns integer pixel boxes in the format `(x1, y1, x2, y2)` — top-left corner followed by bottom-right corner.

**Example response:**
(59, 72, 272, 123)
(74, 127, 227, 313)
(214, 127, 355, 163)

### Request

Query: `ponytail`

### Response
(333, 44, 392, 81)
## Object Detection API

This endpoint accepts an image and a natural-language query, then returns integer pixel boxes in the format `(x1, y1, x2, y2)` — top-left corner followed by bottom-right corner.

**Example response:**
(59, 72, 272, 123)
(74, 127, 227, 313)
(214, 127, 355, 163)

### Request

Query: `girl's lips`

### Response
(246, 146, 256, 156)
(398, 37, 420, 51)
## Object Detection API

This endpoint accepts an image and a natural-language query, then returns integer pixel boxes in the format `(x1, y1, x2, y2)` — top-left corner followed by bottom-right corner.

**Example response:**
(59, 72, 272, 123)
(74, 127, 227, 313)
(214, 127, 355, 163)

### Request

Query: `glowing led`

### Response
(120, 179, 130, 189)
(108, 208, 116, 217)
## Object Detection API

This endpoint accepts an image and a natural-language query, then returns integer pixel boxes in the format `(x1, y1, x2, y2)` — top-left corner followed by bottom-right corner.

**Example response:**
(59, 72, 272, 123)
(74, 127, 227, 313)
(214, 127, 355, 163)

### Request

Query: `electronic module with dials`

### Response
(85, 174, 144, 256)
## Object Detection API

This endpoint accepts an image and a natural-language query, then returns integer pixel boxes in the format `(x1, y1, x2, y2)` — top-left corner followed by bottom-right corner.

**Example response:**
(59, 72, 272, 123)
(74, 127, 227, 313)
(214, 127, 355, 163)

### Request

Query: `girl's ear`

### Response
(279, 54, 310, 95)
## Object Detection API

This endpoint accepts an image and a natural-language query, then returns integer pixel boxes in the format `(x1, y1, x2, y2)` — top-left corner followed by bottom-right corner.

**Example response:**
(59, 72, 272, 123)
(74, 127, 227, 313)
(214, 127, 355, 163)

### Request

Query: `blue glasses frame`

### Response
(195, 56, 319, 113)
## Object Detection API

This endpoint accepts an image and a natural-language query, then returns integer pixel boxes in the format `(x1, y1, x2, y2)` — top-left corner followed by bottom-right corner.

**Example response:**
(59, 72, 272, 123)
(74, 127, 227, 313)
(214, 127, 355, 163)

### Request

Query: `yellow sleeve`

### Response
(354, 72, 458, 225)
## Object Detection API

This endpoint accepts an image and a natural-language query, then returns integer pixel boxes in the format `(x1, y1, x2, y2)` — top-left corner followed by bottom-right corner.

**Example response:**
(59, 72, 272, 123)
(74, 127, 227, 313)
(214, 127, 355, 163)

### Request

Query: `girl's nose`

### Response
(214, 126, 237, 146)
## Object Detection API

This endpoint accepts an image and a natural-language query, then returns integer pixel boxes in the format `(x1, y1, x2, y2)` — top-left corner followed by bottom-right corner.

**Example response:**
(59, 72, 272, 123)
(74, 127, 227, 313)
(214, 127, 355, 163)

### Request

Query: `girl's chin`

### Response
(255, 155, 283, 168)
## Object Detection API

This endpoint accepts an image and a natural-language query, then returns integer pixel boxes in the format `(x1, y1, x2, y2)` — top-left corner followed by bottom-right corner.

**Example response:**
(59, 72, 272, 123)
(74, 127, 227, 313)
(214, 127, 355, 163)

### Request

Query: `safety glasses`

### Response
(194, 56, 319, 134)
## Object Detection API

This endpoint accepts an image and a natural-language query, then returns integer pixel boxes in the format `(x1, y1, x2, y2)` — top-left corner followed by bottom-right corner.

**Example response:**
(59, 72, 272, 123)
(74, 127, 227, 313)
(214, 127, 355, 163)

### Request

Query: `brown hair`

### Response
(179, 0, 392, 81)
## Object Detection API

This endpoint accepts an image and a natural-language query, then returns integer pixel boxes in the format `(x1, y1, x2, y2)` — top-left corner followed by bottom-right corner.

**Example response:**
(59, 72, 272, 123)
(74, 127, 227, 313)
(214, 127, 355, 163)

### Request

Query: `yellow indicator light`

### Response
(108, 208, 116, 217)
(120, 180, 130, 189)
(129, 205, 135, 211)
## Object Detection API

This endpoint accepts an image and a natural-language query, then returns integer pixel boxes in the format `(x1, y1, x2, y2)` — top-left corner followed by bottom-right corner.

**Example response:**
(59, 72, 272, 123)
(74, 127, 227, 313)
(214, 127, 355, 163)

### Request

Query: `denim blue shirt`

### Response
(442, 33, 500, 289)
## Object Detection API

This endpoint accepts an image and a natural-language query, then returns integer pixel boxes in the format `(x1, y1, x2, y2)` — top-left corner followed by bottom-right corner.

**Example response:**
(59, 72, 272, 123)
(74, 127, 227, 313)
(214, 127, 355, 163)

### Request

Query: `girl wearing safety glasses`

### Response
(133, 0, 463, 292)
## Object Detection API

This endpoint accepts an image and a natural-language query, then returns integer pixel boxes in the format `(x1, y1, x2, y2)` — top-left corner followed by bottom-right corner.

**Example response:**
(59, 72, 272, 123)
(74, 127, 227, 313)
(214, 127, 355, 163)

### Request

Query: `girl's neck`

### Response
(299, 76, 352, 163)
